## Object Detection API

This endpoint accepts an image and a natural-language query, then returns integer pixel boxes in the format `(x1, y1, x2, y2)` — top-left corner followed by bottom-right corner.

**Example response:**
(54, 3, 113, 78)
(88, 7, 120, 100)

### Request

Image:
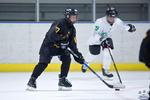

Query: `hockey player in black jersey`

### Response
(139, 29, 150, 69)
(27, 8, 84, 91)
(139, 29, 150, 100)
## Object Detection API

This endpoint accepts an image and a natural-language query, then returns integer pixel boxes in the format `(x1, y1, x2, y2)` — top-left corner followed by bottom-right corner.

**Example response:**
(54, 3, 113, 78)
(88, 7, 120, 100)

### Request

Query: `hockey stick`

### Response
(68, 48, 125, 89)
(107, 45, 122, 84)
(83, 63, 113, 88)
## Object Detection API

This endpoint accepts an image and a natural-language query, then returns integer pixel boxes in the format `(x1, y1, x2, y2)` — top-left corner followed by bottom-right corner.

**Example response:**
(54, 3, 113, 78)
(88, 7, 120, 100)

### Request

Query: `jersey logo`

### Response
(56, 27, 60, 33)
(66, 32, 70, 38)
(101, 32, 108, 38)
(95, 26, 99, 31)
(112, 11, 115, 13)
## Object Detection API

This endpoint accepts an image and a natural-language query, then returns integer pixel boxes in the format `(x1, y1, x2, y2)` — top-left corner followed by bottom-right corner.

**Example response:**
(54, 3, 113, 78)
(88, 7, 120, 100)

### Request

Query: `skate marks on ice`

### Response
(0, 72, 149, 100)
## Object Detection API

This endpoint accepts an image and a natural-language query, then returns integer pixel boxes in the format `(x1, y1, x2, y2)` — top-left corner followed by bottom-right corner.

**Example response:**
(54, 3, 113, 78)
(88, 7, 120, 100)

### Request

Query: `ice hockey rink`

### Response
(0, 71, 149, 100)
(1, 0, 150, 100)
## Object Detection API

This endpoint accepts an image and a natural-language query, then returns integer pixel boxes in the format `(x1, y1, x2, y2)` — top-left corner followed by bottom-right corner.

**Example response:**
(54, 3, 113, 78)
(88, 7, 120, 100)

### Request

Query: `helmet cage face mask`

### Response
(106, 7, 118, 18)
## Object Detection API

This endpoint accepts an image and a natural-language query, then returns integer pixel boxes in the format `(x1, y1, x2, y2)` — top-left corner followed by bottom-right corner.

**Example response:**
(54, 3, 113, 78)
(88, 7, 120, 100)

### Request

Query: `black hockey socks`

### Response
(59, 54, 71, 78)
(31, 63, 48, 79)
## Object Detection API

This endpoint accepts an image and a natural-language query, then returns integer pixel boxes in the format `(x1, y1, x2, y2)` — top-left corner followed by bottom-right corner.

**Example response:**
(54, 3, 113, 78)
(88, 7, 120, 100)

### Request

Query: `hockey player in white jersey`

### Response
(82, 7, 136, 79)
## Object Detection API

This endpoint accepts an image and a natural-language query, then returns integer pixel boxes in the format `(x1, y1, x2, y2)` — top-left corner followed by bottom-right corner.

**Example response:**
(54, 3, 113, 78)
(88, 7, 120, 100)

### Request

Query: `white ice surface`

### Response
(0, 71, 149, 100)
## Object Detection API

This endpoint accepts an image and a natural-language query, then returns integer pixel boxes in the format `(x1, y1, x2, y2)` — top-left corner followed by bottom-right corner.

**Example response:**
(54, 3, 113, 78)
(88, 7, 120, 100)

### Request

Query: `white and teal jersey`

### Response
(88, 16, 130, 45)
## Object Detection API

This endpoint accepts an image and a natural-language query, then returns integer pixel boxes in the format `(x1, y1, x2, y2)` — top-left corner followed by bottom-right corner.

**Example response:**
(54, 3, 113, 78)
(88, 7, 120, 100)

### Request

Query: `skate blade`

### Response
(58, 86, 72, 91)
(103, 76, 113, 81)
(26, 86, 36, 91)
(113, 83, 126, 89)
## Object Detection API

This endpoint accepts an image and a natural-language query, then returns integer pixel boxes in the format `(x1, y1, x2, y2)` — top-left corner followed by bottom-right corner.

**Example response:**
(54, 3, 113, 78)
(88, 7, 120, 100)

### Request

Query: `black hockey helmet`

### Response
(64, 8, 78, 18)
(106, 7, 118, 17)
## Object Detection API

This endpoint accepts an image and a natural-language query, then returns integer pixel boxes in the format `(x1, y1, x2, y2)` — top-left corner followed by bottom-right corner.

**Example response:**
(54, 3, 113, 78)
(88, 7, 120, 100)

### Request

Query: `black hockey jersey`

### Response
(39, 18, 79, 56)
(139, 29, 150, 68)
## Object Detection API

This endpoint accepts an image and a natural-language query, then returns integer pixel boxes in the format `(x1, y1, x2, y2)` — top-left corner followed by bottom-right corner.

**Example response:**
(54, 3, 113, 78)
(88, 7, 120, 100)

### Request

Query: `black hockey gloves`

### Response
(101, 38, 114, 49)
(128, 24, 136, 32)
(73, 52, 85, 64)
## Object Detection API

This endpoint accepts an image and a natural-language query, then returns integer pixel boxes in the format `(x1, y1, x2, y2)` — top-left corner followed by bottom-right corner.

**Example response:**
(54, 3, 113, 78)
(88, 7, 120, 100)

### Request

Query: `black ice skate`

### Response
(26, 77, 37, 91)
(58, 75, 72, 91)
(102, 68, 113, 80)
(81, 64, 87, 73)
(81, 62, 89, 73)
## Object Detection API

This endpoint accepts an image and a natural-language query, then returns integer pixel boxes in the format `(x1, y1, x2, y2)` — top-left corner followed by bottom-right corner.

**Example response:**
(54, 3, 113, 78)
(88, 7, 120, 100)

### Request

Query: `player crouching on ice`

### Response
(82, 7, 136, 80)
(26, 8, 84, 91)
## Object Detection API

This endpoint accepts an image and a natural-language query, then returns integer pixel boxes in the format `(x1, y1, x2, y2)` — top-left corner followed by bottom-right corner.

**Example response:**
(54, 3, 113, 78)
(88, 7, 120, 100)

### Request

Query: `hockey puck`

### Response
(115, 89, 120, 91)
